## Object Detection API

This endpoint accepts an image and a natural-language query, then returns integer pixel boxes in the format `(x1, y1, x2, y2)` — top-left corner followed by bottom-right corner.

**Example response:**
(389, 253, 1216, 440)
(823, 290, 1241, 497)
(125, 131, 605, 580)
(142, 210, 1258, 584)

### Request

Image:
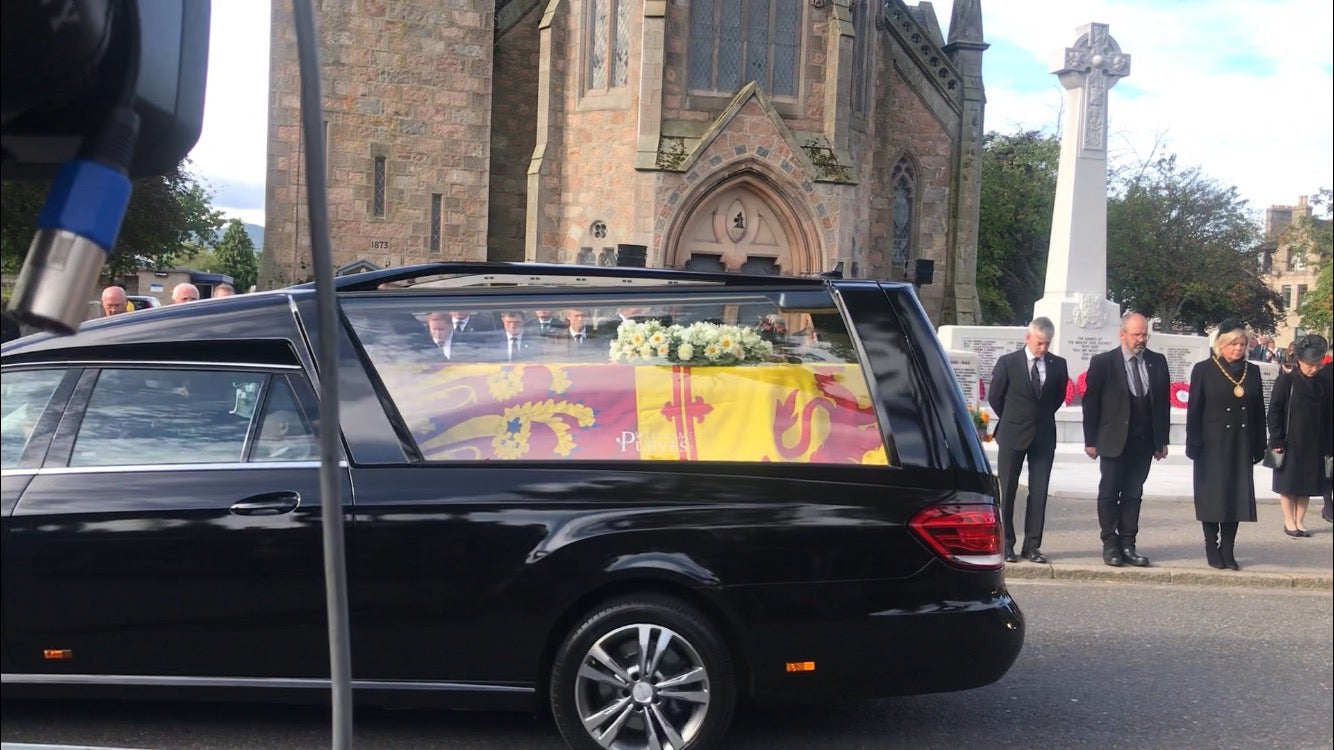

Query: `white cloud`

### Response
(189, 1, 1333, 227)
(189, 1, 271, 224)
(941, 0, 1334, 212)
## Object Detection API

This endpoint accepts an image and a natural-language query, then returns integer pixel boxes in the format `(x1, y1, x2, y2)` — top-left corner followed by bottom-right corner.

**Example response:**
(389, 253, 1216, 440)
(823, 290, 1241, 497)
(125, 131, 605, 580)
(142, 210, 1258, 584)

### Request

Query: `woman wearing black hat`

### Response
(1267, 334, 1332, 536)
(1185, 320, 1266, 569)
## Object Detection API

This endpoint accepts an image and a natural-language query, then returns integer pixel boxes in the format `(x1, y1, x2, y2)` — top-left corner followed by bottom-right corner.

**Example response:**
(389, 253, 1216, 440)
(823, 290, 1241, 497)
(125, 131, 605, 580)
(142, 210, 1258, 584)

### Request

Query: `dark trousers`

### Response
(1097, 436, 1154, 549)
(997, 442, 1054, 553)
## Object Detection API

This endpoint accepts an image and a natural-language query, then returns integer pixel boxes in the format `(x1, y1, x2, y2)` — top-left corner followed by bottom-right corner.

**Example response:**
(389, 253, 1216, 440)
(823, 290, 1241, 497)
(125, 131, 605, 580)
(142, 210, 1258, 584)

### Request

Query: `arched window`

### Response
(586, 0, 631, 93)
(890, 157, 916, 275)
(688, 0, 801, 99)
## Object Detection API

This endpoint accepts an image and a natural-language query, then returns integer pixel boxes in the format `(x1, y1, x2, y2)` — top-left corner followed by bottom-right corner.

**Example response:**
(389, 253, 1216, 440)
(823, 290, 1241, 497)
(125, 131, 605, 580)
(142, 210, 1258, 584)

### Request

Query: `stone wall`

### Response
(871, 67, 954, 320)
(261, 0, 495, 288)
(490, 6, 542, 262)
(549, 6, 647, 262)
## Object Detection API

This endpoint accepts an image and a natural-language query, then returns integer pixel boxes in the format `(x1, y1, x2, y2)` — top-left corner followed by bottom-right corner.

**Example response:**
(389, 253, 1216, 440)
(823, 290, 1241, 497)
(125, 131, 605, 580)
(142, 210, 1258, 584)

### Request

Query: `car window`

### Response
(344, 294, 889, 465)
(251, 378, 318, 462)
(69, 369, 269, 467)
(1, 369, 67, 469)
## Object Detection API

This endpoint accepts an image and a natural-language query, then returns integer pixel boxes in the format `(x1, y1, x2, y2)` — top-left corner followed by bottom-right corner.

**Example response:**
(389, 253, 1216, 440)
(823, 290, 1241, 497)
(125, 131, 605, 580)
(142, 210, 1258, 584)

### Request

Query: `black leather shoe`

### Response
(1102, 547, 1124, 567)
(1120, 546, 1150, 567)
(1024, 549, 1048, 564)
(1004, 549, 1020, 563)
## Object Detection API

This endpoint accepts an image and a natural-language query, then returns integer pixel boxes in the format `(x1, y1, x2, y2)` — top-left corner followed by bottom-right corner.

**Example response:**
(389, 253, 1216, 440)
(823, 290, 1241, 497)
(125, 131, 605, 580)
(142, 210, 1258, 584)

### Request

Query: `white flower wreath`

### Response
(610, 320, 774, 366)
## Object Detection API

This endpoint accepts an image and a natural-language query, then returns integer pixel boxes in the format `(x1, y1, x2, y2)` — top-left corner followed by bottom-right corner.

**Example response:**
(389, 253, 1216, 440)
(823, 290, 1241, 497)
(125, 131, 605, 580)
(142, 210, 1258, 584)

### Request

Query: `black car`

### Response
(1, 263, 1022, 750)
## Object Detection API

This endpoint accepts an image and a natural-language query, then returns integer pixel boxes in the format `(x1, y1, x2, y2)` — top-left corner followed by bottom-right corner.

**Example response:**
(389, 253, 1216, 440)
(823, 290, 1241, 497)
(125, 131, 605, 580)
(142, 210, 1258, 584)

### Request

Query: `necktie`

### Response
(508, 336, 518, 360)
(1129, 355, 1145, 397)
(574, 332, 584, 343)
(1030, 358, 1042, 396)
(454, 321, 463, 332)
(540, 321, 550, 332)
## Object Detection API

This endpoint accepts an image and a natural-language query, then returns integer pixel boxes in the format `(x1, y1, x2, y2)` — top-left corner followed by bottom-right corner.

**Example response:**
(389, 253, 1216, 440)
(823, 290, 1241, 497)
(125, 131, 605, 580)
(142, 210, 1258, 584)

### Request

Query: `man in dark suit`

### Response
(989, 317, 1068, 563)
(448, 310, 495, 333)
(527, 309, 568, 337)
(1082, 312, 1170, 567)
(496, 310, 537, 362)
(1248, 334, 1276, 363)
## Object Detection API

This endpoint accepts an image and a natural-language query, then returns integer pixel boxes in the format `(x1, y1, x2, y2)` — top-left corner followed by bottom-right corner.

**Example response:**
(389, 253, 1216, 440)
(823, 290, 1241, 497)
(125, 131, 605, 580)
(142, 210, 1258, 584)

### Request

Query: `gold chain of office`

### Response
(1211, 355, 1247, 398)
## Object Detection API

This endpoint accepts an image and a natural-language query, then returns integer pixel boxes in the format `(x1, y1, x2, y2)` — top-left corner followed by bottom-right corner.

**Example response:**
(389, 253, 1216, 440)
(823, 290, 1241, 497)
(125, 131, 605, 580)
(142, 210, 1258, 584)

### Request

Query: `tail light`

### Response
(909, 504, 1003, 569)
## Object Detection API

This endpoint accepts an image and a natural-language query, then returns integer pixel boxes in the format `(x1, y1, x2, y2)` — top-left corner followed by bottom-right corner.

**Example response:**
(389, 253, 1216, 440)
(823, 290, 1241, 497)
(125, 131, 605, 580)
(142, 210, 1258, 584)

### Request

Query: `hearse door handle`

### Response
(229, 492, 301, 516)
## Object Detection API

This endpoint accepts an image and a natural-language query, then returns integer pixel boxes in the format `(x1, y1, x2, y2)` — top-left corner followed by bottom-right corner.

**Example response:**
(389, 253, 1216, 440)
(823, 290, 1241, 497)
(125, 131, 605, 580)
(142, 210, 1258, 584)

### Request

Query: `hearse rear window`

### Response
(344, 294, 890, 465)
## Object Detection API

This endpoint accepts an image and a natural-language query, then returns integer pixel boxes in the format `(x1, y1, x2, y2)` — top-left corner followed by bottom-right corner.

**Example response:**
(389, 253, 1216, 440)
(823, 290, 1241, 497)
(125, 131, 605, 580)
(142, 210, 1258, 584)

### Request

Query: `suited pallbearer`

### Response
(989, 317, 1068, 564)
(1081, 313, 1170, 568)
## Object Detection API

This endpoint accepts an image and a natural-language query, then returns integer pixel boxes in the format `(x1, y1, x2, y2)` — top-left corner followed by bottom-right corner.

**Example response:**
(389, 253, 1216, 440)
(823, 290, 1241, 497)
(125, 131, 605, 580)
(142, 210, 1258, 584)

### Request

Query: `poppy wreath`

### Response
(1169, 381, 1189, 409)
(1064, 371, 1088, 406)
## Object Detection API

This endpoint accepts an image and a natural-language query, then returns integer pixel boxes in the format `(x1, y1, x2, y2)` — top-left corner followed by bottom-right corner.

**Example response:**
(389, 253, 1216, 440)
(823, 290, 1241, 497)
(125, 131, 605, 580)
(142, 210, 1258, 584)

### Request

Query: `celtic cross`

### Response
(1053, 23, 1131, 153)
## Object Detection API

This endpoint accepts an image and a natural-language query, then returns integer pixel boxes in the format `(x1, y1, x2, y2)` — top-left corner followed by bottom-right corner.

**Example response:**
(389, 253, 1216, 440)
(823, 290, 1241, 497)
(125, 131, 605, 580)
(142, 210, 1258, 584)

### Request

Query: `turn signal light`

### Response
(785, 661, 815, 672)
(909, 503, 1003, 569)
(43, 649, 73, 660)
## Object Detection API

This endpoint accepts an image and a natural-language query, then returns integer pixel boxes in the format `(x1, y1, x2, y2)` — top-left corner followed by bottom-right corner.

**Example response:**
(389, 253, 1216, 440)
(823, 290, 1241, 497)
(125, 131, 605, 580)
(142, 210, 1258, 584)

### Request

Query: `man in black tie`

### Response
(527, 309, 567, 337)
(426, 312, 458, 361)
(498, 311, 533, 362)
(542, 308, 597, 361)
(1081, 312, 1170, 567)
(449, 310, 495, 333)
(989, 317, 1068, 564)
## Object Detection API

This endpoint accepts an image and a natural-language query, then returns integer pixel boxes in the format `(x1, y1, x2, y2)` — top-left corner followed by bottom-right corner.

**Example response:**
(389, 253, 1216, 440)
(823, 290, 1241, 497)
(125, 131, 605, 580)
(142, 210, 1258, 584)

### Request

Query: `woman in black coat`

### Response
(1268, 335, 1332, 537)
(1185, 320, 1266, 570)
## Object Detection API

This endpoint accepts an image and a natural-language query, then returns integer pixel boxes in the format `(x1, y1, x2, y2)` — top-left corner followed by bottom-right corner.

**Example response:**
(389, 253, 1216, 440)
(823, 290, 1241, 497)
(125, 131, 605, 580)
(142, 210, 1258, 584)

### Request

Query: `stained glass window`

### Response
(890, 157, 915, 273)
(688, 0, 801, 99)
(586, 0, 631, 93)
(373, 156, 386, 218)
(430, 193, 442, 253)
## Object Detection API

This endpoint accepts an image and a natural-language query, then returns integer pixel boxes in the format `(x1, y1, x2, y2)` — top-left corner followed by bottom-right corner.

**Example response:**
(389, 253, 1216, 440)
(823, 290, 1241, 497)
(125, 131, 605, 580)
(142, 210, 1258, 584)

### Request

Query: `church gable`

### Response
(676, 83, 821, 181)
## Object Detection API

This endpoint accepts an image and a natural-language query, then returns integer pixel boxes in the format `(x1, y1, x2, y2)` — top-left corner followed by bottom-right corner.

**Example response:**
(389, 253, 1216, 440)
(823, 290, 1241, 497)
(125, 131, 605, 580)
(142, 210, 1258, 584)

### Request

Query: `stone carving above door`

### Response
(682, 185, 790, 273)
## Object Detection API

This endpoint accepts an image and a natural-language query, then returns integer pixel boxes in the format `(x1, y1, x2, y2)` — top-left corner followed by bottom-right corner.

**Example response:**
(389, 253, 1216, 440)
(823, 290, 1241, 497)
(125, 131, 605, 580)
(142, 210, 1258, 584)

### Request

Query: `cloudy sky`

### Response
(190, 0, 1333, 227)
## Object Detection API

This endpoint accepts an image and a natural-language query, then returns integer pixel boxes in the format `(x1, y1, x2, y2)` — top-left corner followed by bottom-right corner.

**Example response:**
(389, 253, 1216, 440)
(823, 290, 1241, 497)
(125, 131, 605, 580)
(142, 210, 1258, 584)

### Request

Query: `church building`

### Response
(262, 0, 988, 324)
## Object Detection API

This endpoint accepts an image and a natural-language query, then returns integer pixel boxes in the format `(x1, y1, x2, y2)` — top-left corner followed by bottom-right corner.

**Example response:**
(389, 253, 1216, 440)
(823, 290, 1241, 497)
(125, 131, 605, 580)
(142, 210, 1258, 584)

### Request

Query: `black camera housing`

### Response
(1, 0, 210, 180)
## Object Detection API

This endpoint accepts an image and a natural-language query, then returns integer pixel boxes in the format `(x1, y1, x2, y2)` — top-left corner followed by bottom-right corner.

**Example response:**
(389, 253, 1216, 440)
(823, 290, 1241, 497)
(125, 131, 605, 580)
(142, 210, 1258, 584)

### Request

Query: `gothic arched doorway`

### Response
(667, 175, 816, 276)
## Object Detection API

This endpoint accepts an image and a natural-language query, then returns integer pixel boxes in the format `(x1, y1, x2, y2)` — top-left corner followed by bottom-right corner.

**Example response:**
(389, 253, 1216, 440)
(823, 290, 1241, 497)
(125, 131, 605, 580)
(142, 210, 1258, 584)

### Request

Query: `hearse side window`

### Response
(251, 378, 318, 462)
(343, 294, 890, 465)
(67, 369, 298, 467)
(0, 369, 66, 469)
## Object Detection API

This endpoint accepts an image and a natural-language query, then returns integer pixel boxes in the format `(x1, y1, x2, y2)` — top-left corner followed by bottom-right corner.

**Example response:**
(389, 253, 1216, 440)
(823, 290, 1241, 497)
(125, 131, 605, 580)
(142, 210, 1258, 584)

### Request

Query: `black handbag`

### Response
(1262, 448, 1285, 470)
(1263, 379, 1293, 471)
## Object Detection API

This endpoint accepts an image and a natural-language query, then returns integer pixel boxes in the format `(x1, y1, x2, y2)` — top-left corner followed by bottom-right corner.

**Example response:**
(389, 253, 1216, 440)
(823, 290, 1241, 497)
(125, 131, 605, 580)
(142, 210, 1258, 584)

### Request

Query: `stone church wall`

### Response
(261, 0, 496, 287)
(868, 57, 955, 320)
(490, 7, 542, 263)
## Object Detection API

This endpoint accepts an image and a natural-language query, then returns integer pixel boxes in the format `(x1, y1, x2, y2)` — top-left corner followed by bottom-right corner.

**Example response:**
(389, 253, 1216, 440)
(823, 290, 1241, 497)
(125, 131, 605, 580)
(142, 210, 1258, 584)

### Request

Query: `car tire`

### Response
(549, 595, 736, 750)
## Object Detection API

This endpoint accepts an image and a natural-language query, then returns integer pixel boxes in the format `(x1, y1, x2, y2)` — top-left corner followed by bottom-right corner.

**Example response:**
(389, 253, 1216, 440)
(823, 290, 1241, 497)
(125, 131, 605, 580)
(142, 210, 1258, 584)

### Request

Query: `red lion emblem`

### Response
(772, 369, 883, 463)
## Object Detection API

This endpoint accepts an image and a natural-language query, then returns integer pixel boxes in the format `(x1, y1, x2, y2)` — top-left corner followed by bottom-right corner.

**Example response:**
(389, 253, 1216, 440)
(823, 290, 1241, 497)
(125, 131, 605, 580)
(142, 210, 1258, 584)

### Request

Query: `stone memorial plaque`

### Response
(1153, 333, 1212, 385)
(947, 351, 981, 408)
(1256, 362, 1280, 408)
(944, 330, 1026, 383)
(1059, 332, 1115, 376)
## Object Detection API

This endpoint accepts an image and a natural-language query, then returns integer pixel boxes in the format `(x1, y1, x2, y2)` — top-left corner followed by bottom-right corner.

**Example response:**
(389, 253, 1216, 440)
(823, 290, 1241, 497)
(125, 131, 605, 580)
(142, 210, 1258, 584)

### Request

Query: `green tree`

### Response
(1106, 155, 1279, 334)
(1, 160, 223, 279)
(976, 130, 1059, 324)
(211, 218, 259, 292)
(1288, 189, 1332, 336)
